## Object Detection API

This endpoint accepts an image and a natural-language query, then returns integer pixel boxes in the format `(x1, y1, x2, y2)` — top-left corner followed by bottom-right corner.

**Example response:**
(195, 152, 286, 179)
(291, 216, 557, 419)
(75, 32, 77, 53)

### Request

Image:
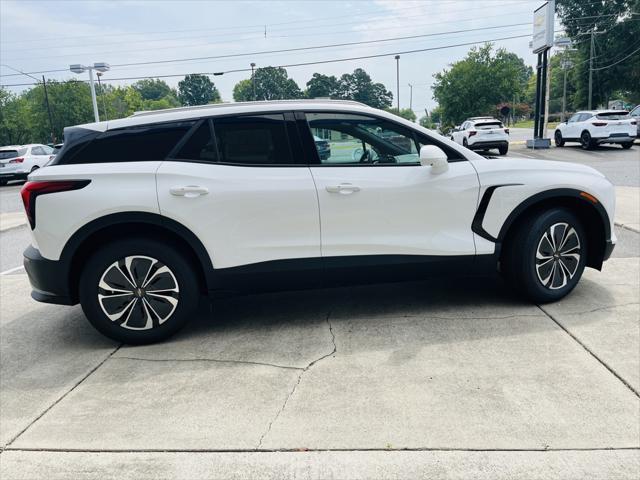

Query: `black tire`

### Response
(554, 130, 564, 147)
(463, 138, 469, 149)
(621, 142, 633, 149)
(0, 179, 7, 186)
(498, 144, 509, 155)
(502, 208, 587, 303)
(580, 130, 594, 150)
(79, 237, 200, 344)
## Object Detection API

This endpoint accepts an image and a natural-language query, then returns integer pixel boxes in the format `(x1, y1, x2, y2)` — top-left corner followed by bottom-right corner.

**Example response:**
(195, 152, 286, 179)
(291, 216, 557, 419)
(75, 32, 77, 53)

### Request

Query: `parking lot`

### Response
(1, 143, 639, 479)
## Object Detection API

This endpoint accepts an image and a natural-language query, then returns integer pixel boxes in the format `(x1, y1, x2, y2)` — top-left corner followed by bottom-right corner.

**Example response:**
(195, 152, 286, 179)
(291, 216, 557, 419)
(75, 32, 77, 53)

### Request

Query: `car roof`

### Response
(73, 99, 374, 133)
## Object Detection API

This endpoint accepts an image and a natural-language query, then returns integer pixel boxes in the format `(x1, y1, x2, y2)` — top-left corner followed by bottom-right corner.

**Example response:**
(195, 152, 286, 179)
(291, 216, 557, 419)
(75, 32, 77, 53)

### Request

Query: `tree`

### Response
(385, 108, 416, 122)
(132, 79, 175, 101)
(336, 68, 393, 109)
(233, 67, 302, 101)
(305, 73, 339, 98)
(432, 44, 532, 124)
(556, 0, 640, 107)
(178, 74, 221, 106)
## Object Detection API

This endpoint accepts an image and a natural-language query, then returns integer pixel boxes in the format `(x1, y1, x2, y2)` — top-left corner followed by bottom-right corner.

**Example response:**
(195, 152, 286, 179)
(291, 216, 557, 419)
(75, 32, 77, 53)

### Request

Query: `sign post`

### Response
(527, 1, 555, 149)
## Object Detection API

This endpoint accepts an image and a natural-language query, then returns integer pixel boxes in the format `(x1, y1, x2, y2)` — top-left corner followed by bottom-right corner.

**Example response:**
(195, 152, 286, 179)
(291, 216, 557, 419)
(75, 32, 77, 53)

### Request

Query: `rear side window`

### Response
(31, 146, 46, 155)
(213, 114, 292, 165)
(64, 121, 195, 164)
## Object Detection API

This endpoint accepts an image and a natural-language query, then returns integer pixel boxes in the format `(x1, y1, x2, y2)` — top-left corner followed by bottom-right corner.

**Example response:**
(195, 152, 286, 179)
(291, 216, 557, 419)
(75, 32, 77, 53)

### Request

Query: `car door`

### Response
(302, 111, 479, 261)
(156, 113, 321, 271)
(564, 113, 581, 138)
(453, 122, 466, 144)
(29, 145, 48, 169)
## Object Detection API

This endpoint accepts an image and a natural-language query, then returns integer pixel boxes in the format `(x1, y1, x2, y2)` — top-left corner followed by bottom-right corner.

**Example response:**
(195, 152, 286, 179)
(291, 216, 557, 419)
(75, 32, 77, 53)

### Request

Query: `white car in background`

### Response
(554, 110, 636, 149)
(629, 105, 640, 138)
(0, 144, 54, 186)
(450, 117, 509, 155)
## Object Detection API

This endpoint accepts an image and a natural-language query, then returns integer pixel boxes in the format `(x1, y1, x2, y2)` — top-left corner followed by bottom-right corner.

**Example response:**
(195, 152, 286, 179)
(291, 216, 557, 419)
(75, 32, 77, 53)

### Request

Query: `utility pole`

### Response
(408, 83, 413, 111)
(0, 64, 55, 143)
(96, 72, 108, 121)
(395, 55, 400, 111)
(250, 63, 256, 101)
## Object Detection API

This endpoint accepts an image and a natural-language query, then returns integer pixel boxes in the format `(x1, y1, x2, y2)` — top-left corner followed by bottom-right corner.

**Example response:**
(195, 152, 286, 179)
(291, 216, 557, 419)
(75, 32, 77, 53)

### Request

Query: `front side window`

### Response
(174, 121, 218, 162)
(213, 114, 292, 165)
(568, 114, 580, 123)
(31, 146, 46, 155)
(306, 112, 419, 165)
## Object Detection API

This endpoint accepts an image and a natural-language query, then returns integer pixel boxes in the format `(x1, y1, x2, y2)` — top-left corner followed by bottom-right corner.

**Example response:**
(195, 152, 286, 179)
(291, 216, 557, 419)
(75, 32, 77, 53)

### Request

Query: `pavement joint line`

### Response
(256, 313, 337, 450)
(3, 343, 123, 449)
(537, 304, 640, 399)
(3, 446, 639, 453)
(0, 265, 24, 275)
(112, 356, 304, 371)
(615, 222, 640, 234)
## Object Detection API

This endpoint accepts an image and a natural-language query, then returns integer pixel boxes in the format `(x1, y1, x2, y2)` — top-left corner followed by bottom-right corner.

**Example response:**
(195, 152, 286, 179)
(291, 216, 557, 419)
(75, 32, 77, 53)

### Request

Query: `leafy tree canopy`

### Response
(132, 78, 175, 101)
(178, 74, 221, 106)
(305, 73, 340, 98)
(432, 43, 532, 124)
(385, 108, 416, 122)
(233, 67, 303, 101)
(336, 68, 393, 109)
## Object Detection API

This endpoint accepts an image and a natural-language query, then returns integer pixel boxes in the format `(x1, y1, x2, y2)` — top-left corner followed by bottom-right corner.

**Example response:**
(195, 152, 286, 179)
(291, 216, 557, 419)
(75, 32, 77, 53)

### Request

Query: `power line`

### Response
(0, 33, 531, 88)
(0, 22, 531, 78)
(591, 45, 640, 70)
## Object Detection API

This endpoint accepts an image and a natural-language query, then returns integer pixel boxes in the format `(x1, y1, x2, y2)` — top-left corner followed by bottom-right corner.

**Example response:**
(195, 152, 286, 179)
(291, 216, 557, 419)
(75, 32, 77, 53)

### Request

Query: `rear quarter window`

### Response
(63, 121, 195, 164)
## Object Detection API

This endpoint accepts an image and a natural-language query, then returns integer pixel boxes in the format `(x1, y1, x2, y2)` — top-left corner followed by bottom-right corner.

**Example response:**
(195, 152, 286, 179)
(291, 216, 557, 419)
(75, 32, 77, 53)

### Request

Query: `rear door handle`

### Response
(170, 185, 209, 198)
(325, 183, 361, 195)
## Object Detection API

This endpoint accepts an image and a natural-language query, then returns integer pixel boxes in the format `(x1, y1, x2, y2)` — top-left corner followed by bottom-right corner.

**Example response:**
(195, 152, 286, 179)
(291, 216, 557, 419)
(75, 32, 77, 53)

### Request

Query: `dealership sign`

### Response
(532, 1, 555, 53)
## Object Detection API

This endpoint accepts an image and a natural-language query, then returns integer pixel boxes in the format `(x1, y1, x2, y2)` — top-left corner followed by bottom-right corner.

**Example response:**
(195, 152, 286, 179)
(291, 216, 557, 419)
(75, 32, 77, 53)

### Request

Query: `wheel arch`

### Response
(61, 212, 215, 303)
(496, 189, 610, 270)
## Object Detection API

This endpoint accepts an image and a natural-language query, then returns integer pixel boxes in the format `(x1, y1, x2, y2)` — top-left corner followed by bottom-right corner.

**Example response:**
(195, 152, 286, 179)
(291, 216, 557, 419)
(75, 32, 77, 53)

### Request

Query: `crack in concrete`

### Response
(537, 305, 639, 398)
(549, 302, 640, 316)
(256, 314, 337, 450)
(4, 344, 123, 448)
(111, 356, 304, 371)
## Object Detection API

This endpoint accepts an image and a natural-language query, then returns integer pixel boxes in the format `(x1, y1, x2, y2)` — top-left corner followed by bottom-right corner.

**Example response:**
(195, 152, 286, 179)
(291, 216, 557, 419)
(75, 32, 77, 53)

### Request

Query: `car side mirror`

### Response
(420, 145, 449, 174)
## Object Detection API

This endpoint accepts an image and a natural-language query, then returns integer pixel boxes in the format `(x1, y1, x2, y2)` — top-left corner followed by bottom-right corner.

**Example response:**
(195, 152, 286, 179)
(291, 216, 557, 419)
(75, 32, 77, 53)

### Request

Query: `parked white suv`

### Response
(22, 100, 616, 343)
(0, 144, 53, 186)
(554, 110, 636, 149)
(450, 117, 509, 155)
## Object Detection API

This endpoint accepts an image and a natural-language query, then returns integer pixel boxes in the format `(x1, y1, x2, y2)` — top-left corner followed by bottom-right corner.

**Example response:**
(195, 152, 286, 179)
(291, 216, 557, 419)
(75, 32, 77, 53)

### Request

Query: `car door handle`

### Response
(325, 183, 361, 195)
(170, 185, 209, 198)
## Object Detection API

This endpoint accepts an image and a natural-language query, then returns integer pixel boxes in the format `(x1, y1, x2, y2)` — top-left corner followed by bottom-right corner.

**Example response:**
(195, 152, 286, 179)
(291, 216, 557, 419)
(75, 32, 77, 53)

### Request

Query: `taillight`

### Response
(504, 128, 510, 134)
(9, 157, 24, 163)
(469, 131, 477, 137)
(20, 180, 90, 229)
(592, 122, 607, 127)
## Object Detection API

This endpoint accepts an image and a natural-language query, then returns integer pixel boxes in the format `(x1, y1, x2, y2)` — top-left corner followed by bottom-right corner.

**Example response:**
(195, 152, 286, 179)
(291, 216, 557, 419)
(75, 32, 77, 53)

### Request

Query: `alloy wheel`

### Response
(535, 222, 581, 290)
(97, 255, 179, 330)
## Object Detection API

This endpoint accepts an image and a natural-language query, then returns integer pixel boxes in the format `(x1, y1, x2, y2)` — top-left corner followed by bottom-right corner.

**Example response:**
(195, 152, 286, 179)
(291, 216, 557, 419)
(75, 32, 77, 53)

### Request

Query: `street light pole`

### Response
(96, 72, 108, 121)
(250, 63, 256, 101)
(70, 63, 110, 123)
(394, 55, 400, 111)
(588, 30, 594, 110)
(408, 83, 413, 111)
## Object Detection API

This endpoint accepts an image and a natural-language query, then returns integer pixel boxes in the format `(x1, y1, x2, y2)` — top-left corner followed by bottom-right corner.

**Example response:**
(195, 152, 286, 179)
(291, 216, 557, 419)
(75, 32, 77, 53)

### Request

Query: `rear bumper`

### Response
(469, 140, 508, 150)
(23, 245, 75, 305)
(594, 134, 635, 144)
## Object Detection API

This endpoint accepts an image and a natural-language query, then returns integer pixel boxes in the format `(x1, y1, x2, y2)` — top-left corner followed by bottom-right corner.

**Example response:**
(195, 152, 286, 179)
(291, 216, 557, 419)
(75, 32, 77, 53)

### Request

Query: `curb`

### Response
(615, 222, 640, 234)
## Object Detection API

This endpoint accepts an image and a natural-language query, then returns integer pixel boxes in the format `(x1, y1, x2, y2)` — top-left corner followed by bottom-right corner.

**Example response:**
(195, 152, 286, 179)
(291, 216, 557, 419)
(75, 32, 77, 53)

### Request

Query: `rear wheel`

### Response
(79, 238, 200, 344)
(502, 208, 587, 303)
(554, 130, 565, 147)
(498, 144, 509, 155)
(581, 130, 594, 150)
(463, 138, 469, 149)
(621, 142, 633, 149)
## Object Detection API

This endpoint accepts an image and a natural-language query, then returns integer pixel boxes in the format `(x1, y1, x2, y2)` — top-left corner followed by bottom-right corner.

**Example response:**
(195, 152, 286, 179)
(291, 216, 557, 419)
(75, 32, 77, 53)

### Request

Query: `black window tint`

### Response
(65, 121, 194, 164)
(174, 121, 218, 162)
(213, 114, 292, 165)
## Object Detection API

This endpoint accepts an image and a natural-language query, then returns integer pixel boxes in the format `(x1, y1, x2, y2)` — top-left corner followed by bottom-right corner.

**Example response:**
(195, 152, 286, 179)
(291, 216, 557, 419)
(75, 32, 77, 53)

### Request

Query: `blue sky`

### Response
(0, 0, 547, 113)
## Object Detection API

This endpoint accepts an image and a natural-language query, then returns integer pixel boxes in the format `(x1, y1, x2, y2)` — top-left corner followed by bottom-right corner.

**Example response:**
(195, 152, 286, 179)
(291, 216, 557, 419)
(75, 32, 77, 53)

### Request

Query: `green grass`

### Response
(512, 120, 559, 129)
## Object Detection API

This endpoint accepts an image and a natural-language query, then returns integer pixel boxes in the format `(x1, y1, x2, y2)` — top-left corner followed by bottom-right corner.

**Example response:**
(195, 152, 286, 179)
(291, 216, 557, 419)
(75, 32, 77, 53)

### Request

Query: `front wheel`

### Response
(79, 238, 200, 344)
(554, 130, 565, 147)
(463, 138, 469, 149)
(502, 208, 587, 303)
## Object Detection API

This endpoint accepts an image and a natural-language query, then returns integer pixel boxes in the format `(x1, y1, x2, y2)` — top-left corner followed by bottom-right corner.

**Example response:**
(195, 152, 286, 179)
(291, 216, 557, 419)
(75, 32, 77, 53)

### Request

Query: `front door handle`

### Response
(325, 183, 361, 195)
(170, 185, 209, 198)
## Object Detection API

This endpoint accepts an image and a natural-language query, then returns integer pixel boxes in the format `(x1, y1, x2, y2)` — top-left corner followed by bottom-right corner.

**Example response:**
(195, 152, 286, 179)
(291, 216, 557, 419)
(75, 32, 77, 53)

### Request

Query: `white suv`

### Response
(450, 117, 509, 155)
(0, 144, 53, 186)
(554, 110, 636, 149)
(22, 100, 616, 343)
